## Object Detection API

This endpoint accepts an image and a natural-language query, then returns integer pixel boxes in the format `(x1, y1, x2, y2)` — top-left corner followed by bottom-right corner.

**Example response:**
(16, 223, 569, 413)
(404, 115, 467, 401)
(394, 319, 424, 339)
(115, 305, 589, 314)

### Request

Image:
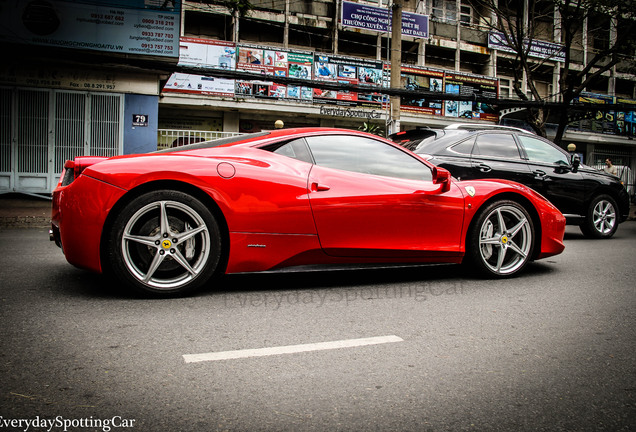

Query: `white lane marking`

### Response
(183, 335, 404, 363)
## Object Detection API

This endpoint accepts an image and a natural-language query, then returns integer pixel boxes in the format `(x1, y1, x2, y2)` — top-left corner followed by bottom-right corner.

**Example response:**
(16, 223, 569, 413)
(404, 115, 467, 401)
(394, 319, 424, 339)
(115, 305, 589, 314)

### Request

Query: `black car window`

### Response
(518, 135, 569, 165)
(448, 137, 475, 155)
(473, 133, 522, 159)
(305, 135, 432, 181)
(269, 138, 314, 164)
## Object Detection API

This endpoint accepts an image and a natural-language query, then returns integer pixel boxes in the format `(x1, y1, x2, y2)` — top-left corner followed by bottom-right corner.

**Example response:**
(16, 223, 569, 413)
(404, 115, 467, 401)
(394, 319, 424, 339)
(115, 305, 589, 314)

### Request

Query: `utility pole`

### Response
(283, 0, 290, 49)
(232, 9, 239, 43)
(389, 0, 403, 135)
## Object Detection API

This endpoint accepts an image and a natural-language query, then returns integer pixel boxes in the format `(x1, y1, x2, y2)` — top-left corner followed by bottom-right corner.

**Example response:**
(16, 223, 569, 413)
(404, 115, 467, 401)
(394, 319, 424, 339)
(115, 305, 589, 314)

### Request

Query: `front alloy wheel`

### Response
(580, 195, 618, 239)
(107, 190, 222, 297)
(467, 200, 534, 277)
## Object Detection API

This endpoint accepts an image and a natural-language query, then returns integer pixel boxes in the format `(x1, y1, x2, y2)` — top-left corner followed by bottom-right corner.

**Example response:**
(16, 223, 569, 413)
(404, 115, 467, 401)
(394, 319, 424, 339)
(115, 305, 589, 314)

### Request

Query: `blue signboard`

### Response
(341, 1, 428, 38)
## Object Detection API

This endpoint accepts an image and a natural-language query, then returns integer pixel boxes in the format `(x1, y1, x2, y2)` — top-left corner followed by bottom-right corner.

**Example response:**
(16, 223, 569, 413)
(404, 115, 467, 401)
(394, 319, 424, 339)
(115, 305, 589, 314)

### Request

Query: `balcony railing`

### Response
(157, 130, 243, 150)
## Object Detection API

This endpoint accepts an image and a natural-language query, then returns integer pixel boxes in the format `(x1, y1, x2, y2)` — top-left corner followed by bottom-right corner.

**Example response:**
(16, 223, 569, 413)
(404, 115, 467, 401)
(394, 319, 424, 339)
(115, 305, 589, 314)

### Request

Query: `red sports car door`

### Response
(307, 164, 465, 258)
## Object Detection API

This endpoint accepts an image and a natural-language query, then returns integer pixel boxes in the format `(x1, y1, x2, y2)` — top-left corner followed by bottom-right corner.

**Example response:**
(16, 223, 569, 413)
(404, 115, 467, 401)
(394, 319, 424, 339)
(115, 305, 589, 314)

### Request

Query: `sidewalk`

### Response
(0, 193, 52, 229)
(1, 192, 635, 229)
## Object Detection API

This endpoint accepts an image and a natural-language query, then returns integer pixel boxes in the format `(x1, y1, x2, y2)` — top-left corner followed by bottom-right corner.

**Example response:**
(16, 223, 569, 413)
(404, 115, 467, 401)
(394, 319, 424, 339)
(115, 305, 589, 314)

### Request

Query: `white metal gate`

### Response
(0, 87, 123, 195)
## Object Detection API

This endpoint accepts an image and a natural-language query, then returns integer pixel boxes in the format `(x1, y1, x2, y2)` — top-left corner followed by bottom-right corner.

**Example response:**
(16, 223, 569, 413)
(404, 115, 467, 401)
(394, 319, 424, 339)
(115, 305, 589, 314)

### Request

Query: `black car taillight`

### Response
(61, 167, 74, 186)
(61, 160, 75, 186)
(61, 157, 106, 186)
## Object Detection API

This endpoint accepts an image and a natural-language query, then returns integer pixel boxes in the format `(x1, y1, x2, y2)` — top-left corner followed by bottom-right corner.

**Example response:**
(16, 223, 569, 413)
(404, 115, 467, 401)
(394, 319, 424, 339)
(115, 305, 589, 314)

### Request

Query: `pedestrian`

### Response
(604, 158, 618, 176)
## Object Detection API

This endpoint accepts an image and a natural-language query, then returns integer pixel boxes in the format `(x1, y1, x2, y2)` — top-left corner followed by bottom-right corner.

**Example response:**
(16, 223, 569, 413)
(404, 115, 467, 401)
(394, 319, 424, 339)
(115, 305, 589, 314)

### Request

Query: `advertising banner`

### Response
(1, 0, 180, 57)
(573, 93, 617, 134)
(615, 98, 636, 137)
(178, 38, 236, 69)
(160, 37, 502, 123)
(568, 93, 636, 137)
(314, 54, 383, 107)
(163, 73, 235, 97)
(397, 65, 445, 115)
(341, 1, 428, 38)
(235, 44, 314, 101)
(443, 72, 498, 121)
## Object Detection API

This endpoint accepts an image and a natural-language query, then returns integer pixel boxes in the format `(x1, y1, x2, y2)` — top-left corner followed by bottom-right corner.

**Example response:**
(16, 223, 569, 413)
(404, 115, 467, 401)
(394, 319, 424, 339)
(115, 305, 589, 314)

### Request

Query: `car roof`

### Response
(390, 124, 538, 153)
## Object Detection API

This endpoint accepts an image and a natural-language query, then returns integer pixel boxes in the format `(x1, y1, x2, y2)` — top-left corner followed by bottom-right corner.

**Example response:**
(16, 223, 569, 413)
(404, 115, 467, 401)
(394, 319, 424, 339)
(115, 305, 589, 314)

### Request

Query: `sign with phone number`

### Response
(0, 0, 181, 58)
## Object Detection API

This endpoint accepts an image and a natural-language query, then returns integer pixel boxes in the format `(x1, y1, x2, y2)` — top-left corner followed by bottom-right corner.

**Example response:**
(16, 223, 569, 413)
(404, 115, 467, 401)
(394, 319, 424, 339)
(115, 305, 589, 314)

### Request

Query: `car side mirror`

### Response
(432, 167, 451, 193)
(571, 154, 580, 173)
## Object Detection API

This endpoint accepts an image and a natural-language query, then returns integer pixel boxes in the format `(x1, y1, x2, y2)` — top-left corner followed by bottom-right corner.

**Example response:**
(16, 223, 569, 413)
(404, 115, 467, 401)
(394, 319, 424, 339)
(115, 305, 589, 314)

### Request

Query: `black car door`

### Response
(428, 136, 476, 181)
(469, 132, 533, 184)
(516, 134, 587, 216)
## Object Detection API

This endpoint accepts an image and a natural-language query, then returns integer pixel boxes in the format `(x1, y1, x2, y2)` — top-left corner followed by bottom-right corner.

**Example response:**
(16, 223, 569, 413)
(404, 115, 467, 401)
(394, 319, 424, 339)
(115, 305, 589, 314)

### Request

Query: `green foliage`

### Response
(358, 122, 384, 136)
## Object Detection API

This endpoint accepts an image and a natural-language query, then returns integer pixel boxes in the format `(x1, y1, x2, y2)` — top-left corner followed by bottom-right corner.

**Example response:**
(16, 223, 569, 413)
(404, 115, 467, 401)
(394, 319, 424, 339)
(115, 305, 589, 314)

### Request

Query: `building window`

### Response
(460, 5, 473, 25)
(499, 78, 511, 98)
(431, 0, 472, 25)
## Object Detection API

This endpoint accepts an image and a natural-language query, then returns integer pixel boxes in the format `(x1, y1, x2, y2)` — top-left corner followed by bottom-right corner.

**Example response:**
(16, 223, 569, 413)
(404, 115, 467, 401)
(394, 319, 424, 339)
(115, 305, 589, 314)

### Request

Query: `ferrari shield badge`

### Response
(465, 186, 476, 197)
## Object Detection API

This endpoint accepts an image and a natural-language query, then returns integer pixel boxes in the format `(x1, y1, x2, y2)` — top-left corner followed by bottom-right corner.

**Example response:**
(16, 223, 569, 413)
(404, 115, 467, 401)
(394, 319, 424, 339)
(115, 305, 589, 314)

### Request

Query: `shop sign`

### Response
(319, 106, 385, 120)
(341, 1, 428, 38)
(0, 0, 180, 57)
(0, 66, 158, 95)
(488, 31, 565, 62)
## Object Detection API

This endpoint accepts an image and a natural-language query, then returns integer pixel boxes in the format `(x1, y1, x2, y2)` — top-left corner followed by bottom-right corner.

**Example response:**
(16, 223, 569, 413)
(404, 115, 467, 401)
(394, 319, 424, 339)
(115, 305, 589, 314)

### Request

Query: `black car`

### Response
(391, 124, 631, 239)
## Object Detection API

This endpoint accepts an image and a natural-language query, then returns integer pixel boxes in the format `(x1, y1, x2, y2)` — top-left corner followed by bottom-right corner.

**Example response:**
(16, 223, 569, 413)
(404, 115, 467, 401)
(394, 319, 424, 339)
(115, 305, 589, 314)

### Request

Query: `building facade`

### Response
(1, 0, 634, 195)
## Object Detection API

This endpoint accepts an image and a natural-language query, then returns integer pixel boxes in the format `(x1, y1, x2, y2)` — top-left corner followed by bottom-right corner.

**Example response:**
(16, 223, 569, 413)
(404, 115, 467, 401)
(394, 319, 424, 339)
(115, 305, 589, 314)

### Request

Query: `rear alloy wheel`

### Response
(107, 190, 222, 297)
(579, 194, 618, 239)
(467, 200, 534, 277)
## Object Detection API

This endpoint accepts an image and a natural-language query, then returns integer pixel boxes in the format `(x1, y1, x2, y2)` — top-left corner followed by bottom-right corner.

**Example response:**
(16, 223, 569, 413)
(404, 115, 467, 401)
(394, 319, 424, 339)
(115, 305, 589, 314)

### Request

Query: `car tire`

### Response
(579, 194, 619, 239)
(105, 190, 222, 297)
(465, 200, 535, 277)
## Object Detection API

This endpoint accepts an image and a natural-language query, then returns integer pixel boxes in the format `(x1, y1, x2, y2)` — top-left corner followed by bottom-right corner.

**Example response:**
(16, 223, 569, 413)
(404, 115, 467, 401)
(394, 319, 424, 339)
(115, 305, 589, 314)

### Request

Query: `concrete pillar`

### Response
(223, 111, 240, 132)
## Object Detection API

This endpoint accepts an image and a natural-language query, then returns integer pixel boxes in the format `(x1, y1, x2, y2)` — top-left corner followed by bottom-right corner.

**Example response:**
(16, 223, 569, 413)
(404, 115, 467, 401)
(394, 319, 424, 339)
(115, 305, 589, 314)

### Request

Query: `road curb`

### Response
(0, 216, 50, 229)
(0, 195, 51, 229)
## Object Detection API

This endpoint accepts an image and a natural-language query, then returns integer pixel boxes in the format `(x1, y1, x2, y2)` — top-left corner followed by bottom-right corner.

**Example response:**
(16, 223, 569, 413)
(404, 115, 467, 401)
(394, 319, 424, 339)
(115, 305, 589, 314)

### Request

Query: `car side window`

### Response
(305, 135, 432, 181)
(449, 137, 475, 155)
(472, 133, 522, 159)
(269, 138, 314, 164)
(518, 135, 569, 165)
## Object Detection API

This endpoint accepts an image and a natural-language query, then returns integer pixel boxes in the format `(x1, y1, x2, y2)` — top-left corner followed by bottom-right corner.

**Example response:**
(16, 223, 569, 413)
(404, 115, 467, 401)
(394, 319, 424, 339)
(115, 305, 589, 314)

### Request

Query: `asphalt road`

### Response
(1, 224, 635, 431)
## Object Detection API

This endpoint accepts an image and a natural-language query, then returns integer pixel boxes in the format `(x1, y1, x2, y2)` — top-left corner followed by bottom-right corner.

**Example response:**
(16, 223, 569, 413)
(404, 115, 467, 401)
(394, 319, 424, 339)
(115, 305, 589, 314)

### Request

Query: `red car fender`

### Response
(456, 179, 565, 258)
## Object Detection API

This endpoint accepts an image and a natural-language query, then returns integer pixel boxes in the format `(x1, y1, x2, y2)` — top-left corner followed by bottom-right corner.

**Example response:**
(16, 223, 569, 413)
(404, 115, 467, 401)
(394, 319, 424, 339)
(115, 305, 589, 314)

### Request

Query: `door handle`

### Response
(310, 182, 330, 192)
(476, 163, 492, 173)
(533, 170, 547, 180)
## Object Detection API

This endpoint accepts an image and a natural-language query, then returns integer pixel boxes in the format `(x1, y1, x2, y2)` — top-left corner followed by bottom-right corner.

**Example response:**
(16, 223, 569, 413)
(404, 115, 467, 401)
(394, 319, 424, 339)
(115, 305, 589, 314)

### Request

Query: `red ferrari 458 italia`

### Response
(51, 128, 566, 297)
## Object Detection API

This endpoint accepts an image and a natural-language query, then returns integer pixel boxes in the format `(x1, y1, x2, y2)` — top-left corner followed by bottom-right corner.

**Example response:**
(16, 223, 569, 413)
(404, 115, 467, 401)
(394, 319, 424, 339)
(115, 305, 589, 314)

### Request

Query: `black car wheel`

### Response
(106, 190, 222, 297)
(466, 200, 534, 277)
(579, 194, 619, 239)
